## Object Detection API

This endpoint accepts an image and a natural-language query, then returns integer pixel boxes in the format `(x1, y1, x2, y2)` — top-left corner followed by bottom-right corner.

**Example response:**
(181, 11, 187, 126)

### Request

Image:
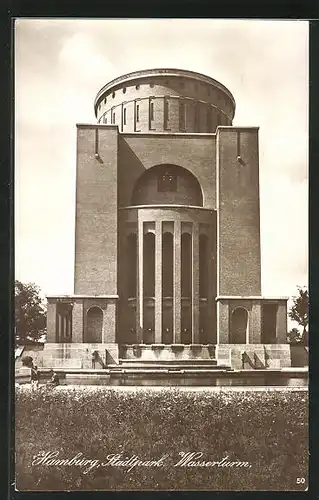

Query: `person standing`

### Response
(91, 350, 99, 368)
(30, 364, 39, 390)
(47, 369, 60, 387)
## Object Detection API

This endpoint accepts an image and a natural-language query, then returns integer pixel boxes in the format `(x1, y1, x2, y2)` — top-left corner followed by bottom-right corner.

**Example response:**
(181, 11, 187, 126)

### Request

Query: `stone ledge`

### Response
(46, 294, 119, 300)
(216, 296, 289, 301)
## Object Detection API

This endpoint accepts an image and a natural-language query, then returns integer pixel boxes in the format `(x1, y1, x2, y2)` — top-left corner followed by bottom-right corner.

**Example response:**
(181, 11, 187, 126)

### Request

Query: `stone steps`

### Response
(109, 368, 233, 376)
(111, 363, 232, 373)
(119, 358, 219, 366)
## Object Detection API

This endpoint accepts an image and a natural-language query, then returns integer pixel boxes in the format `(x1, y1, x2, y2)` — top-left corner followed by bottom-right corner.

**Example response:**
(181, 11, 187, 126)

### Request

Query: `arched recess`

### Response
(127, 233, 137, 298)
(230, 307, 248, 344)
(86, 306, 103, 343)
(143, 232, 155, 297)
(131, 164, 203, 206)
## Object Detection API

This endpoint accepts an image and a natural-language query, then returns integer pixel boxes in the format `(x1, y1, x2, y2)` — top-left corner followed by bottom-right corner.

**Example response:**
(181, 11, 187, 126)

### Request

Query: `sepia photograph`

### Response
(14, 18, 308, 491)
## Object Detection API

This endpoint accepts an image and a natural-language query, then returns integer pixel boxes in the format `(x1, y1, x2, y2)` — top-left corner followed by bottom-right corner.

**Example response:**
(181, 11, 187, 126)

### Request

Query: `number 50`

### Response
(296, 478, 306, 484)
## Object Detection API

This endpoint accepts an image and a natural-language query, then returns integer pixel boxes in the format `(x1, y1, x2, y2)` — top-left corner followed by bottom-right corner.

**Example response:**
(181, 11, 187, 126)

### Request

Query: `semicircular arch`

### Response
(131, 164, 203, 207)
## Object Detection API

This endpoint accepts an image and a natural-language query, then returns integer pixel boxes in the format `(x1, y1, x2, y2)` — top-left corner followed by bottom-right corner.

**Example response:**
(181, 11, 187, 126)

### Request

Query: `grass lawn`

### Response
(15, 386, 308, 491)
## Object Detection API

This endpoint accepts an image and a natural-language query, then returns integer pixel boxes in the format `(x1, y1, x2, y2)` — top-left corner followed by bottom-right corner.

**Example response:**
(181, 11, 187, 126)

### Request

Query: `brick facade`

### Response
(47, 68, 288, 349)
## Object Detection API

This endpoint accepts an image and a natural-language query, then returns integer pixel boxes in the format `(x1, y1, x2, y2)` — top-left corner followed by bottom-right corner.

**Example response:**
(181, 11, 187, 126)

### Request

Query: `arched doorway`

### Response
(86, 307, 103, 343)
(230, 307, 248, 344)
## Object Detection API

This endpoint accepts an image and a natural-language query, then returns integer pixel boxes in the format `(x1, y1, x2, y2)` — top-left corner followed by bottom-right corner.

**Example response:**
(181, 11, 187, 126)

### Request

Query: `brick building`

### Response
(45, 68, 290, 371)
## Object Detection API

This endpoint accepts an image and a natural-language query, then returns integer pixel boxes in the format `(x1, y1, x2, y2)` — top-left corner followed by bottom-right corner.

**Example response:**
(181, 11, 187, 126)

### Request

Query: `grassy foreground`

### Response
(15, 386, 308, 491)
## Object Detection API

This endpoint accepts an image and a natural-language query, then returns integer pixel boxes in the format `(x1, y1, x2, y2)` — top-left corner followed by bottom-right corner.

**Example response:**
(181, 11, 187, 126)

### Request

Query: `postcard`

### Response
(14, 18, 308, 492)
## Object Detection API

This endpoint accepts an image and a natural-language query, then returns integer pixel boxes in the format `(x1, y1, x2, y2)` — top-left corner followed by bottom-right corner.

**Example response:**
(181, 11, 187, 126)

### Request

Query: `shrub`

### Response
(15, 387, 308, 491)
(21, 356, 33, 367)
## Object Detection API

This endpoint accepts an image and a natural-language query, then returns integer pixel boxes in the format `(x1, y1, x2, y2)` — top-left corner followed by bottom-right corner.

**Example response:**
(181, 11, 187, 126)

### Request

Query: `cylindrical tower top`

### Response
(94, 68, 236, 134)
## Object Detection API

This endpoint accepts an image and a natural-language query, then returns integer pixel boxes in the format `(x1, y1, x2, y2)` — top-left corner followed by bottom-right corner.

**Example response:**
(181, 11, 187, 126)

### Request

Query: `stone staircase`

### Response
(117, 358, 231, 371)
(105, 357, 232, 383)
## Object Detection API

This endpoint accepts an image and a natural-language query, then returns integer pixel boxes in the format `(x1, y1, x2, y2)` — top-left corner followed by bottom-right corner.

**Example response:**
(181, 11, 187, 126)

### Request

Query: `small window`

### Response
(112, 92, 115, 98)
(150, 82, 154, 88)
(150, 101, 154, 121)
(157, 171, 177, 192)
(123, 87, 126, 94)
(179, 102, 186, 130)
(135, 84, 140, 90)
(104, 97, 106, 104)
(207, 104, 212, 131)
(194, 102, 200, 131)
(112, 111, 115, 124)
(123, 108, 127, 125)
(164, 98, 169, 128)
(136, 104, 140, 122)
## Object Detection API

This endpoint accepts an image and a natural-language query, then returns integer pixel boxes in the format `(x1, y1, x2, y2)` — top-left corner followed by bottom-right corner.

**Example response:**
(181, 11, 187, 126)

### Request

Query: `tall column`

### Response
(155, 221, 162, 343)
(276, 301, 287, 343)
(69, 311, 72, 341)
(136, 220, 144, 342)
(102, 300, 117, 343)
(72, 300, 84, 343)
(207, 225, 215, 343)
(118, 226, 128, 344)
(216, 299, 229, 344)
(250, 302, 261, 344)
(64, 315, 68, 340)
(173, 220, 182, 343)
(192, 223, 200, 343)
(46, 301, 57, 343)
(59, 313, 63, 340)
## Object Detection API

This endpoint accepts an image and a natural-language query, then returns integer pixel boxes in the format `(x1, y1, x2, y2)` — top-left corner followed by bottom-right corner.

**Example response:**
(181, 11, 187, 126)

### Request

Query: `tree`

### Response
(15, 281, 47, 345)
(288, 287, 308, 344)
(287, 327, 302, 344)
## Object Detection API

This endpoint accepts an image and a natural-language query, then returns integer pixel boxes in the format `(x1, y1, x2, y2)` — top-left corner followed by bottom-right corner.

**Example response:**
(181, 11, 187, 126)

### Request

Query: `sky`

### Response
(15, 19, 308, 313)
